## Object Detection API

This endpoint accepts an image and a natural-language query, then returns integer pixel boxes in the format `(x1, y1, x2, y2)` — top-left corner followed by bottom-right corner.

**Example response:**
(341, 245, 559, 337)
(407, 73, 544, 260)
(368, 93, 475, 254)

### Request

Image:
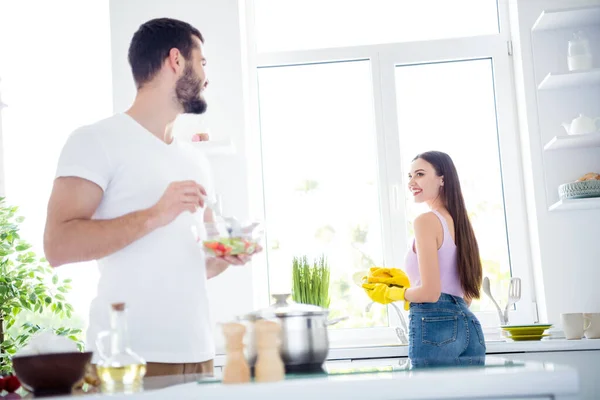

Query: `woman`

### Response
(403, 150, 485, 367)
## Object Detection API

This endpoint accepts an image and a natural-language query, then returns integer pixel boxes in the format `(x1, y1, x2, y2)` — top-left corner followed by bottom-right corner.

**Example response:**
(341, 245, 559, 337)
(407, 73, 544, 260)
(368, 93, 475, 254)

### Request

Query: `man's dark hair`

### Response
(128, 18, 204, 89)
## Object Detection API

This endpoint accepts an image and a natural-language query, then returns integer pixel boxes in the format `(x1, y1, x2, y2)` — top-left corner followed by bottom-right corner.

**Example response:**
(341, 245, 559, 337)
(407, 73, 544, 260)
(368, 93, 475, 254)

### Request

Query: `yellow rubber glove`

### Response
(361, 282, 406, 304)
(366, 267, 410, 288)
(362, 267, 411, 310)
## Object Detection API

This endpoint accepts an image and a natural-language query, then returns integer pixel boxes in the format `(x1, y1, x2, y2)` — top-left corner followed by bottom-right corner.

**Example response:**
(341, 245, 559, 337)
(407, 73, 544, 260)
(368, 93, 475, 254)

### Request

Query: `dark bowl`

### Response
(12, 351, 93, 396)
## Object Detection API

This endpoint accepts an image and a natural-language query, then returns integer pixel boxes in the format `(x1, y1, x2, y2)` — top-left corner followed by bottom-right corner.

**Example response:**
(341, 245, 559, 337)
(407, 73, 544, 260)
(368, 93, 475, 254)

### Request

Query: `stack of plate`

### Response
(558, 180, 600, 200)
(501, 324, 553, 341)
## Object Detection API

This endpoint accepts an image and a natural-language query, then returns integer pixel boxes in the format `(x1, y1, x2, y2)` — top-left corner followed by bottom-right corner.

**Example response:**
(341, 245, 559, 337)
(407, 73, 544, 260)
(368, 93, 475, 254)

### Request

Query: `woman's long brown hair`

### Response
(414, 151, 482, 299)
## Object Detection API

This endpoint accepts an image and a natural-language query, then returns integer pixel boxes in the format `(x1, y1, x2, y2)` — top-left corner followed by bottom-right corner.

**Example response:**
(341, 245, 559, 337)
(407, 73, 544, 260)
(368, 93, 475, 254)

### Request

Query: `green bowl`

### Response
(501, 324, 552, 336)
(509, 333, 550, 341)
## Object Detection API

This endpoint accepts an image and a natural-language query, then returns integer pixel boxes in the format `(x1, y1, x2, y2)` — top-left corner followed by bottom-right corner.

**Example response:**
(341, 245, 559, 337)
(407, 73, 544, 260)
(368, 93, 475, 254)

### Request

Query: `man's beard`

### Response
(175, 64, 207, 114)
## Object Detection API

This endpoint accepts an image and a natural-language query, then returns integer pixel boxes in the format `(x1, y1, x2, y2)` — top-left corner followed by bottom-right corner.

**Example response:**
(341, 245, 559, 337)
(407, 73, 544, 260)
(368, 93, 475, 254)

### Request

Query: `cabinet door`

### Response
(499, 351, 599, 400)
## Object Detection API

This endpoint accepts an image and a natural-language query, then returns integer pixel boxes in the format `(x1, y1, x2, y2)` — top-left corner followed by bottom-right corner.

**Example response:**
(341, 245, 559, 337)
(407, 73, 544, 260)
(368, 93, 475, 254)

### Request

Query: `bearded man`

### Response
(43, 18, 257, 377)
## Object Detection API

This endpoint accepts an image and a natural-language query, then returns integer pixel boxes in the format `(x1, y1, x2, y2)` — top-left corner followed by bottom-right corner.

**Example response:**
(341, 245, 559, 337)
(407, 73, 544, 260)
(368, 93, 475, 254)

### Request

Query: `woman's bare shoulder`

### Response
(414, 212, 440, 233)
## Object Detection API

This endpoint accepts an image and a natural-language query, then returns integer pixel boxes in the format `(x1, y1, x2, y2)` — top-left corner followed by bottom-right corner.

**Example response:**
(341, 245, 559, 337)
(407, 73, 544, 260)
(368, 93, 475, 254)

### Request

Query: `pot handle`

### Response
(325, 316, 349, 326)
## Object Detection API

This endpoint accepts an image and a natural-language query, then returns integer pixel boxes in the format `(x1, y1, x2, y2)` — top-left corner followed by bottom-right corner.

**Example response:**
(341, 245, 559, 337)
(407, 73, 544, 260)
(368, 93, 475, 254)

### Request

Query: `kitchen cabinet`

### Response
(346, 349, 599, 400)
(499, 350, 600, 400)
(530, 4, 600, 212)
(211, 338, 600, 398)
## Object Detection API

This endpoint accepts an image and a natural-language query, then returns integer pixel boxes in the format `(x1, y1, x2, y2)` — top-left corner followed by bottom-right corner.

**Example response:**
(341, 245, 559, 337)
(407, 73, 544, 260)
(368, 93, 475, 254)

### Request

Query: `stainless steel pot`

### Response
(238, 294, 347, 371)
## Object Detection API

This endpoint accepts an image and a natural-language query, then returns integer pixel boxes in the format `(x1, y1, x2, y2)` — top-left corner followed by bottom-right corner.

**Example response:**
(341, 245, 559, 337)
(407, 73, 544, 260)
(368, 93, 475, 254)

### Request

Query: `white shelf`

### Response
(532, 5, 600, 32)
(549, 197, 600, 212)
(544, 132, 600, 151)
(192, 139, 236, 155)
(537, 69, 600, 90)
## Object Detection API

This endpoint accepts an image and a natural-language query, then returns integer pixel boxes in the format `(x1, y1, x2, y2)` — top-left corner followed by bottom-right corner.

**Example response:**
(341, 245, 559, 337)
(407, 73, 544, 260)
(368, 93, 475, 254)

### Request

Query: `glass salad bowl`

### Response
(201, 219, 264, 257)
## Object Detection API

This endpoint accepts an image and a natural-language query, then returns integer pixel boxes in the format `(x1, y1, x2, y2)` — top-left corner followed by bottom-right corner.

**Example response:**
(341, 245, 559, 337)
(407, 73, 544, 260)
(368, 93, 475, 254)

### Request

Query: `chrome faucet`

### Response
(365, 302, 409, 345)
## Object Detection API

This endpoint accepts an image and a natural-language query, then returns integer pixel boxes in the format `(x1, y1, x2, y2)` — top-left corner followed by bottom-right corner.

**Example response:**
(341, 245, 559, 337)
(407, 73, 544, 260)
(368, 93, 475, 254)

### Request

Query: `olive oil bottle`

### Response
(96, 303, 146, 393)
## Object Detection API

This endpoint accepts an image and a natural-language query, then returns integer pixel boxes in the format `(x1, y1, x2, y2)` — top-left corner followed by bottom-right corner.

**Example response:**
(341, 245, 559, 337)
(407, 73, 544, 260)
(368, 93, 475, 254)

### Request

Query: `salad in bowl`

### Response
(200, 219, 263, 257)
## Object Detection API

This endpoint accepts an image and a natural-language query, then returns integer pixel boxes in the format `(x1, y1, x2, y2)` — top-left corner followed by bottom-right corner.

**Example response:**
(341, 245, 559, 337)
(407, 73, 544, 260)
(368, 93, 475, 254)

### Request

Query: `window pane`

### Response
(254, 0, 499, 53)
(257, 60, 387, 328)
(394, 59, 510, 314)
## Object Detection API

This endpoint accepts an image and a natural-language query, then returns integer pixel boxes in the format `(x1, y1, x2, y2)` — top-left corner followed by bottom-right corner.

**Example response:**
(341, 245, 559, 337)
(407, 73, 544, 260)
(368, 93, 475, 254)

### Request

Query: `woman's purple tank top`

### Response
(405, 209, 464, 298)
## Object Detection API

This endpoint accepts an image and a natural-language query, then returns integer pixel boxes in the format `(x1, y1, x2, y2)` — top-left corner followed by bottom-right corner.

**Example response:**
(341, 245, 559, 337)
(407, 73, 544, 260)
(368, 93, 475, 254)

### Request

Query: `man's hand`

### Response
(218, 242, 263, 265)
(206, 244, 263, 279)
(149, 180, 207, 229)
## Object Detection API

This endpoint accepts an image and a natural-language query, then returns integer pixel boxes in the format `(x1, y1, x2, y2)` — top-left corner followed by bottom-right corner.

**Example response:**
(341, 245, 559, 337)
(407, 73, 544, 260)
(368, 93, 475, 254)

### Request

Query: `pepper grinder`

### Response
(221, 322, 251, 384)
(254, 320, 285, 382)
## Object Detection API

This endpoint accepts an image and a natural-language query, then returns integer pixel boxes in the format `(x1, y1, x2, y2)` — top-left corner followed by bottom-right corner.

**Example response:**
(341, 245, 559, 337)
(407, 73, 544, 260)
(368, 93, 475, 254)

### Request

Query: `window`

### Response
(247, 0, 533, 343)
(394, 59, 511, 315)
(256, 60, 388, 328)
(253, 0, 499, 53)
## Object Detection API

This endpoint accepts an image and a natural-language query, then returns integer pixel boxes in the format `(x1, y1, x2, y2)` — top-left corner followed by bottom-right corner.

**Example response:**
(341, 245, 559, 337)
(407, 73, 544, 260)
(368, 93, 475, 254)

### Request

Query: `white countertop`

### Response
(213, 337, 600, 367)
(58, 357, 579, 400)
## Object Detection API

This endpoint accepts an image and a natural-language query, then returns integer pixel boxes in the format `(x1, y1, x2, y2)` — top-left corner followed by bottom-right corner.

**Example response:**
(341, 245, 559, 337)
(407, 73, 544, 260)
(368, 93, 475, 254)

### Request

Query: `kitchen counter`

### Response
(212, 337, 600, 366)
(45, 356, 578, 400)
(328, 337, 600, 361)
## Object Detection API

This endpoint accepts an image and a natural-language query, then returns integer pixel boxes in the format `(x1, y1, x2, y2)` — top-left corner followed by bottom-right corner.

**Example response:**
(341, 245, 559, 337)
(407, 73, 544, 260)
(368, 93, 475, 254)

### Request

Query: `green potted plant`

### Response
(0, 197, 82, 376)
(291, 254, 330, 308)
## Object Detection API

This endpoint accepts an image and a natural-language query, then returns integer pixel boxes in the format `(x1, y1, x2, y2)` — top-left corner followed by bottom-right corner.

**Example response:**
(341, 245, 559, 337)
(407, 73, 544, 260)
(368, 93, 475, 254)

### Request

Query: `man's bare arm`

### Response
(44, 177, 205, 267)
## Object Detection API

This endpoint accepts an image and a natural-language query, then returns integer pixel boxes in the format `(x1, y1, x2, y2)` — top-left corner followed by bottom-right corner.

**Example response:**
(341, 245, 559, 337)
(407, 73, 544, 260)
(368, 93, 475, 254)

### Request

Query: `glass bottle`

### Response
(95, 303, 146, 393)
(568, 30, 593, 71)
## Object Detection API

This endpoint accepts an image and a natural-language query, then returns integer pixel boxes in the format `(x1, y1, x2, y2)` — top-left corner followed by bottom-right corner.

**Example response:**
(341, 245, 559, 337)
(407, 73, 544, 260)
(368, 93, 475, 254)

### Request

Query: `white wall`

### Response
(509, 0, 600, 326)
(0, 0, 114, 329)
(108, 0, 254, 350)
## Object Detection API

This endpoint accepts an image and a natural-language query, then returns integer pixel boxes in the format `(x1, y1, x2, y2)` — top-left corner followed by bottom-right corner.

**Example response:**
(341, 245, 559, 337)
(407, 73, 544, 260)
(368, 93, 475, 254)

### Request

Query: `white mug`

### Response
(584, 313, 600, 339)
(561, 313, 585, 340)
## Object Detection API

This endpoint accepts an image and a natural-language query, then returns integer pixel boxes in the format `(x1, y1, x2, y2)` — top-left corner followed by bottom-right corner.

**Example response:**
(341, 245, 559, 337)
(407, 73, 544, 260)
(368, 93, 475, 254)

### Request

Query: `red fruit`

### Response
(0, 376, 5, 391)
(4, 375, 21, 393)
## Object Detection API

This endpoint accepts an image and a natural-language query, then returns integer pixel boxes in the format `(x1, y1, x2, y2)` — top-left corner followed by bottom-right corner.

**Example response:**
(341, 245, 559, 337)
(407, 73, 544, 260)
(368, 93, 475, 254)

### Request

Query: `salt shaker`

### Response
(254, 320, 285, 382)
(221, 322, 251, 384)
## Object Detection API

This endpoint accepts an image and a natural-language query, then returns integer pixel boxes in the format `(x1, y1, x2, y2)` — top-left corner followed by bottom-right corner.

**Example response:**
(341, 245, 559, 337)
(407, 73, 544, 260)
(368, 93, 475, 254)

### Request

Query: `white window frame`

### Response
(241, 0, 536, 346)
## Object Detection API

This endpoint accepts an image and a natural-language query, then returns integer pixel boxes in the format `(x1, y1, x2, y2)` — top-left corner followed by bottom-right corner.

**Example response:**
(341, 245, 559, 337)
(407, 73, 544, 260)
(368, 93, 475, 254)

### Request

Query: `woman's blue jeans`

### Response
(408, 293, 486, 368)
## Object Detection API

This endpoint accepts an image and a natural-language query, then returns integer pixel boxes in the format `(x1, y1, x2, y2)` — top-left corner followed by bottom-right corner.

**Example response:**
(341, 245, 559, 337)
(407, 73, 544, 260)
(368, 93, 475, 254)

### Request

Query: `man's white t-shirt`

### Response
(55, 113, 216, 363)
